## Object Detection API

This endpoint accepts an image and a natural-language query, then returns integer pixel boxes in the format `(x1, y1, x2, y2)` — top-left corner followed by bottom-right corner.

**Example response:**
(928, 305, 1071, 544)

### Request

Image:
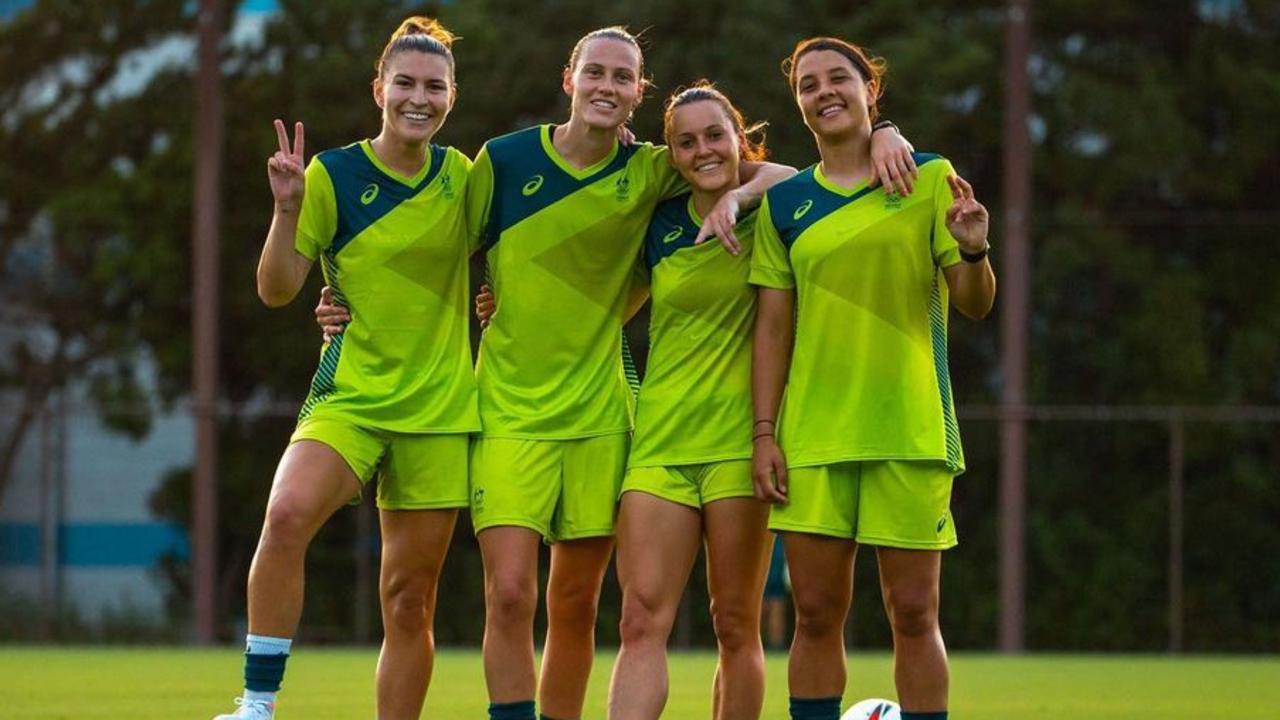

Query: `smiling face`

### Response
(668, 99, 741, 195)
(792, 49, 876, 142)
(373, 50, 455, 144)
(563, 37, 643, 131)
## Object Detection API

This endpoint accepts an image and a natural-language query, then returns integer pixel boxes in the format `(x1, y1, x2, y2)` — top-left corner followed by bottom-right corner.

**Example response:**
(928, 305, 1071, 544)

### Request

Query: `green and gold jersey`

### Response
(293, 140, 480, 433)
(629, 193, 757, 467)
(466, 125, 684, 439)
(749, 153, 965, 472)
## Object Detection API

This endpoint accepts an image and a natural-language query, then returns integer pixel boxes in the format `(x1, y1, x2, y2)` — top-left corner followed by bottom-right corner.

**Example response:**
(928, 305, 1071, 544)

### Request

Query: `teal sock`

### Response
(790, 696, 841, 720)
(489, 700, 535, 720)
(902, 713, 947, 720)
(243, 633, 291, 700)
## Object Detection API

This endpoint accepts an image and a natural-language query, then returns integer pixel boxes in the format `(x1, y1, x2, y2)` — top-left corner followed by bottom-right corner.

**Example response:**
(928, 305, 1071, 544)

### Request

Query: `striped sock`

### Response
(902, 713, 947, 720)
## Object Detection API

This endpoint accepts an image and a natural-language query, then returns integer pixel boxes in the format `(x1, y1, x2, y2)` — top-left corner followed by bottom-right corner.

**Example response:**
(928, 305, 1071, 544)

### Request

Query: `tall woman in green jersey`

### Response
(604, 83, 789, 720)
(225, 18, 477, 720)
(750, 38, 996, 720)
(461, 29, 797, 720)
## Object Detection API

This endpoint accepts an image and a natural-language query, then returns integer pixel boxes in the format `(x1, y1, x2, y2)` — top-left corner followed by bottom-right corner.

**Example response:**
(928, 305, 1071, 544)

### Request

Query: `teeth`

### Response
(591, 100, 616, 109)
(404, 111, 430, 120)
(819, 105, 844, 118)
(695, 162, 722, 172)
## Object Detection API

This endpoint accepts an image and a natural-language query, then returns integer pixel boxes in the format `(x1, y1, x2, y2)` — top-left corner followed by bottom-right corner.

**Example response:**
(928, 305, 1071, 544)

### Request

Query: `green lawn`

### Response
(1, 647, 1276, 718)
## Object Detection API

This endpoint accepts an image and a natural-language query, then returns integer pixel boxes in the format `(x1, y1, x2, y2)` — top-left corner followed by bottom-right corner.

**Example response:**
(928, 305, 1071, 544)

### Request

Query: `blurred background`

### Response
(1, 0, 1277, 655)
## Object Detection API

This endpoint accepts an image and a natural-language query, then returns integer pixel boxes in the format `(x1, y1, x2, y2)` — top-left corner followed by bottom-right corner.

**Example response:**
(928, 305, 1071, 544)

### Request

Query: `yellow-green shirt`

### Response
(465, 125, 683, 439)
(293, 141, 479, 433)
(749, 153, 965, 472)
(629, 193, 757, 467)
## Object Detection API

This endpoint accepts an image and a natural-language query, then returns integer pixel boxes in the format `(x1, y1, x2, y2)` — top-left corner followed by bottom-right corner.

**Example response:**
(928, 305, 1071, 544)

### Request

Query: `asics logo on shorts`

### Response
(937, 515, 948, 534)
(522, 175, 544, 196)
(360, 183, 379, 205)
(793, 199, 813, 220)
(662, 227, 683, 244)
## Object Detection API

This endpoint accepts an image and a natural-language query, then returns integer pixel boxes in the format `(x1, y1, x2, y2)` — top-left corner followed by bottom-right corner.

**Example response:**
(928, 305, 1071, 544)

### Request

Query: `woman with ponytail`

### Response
(215, 18, 477, 720)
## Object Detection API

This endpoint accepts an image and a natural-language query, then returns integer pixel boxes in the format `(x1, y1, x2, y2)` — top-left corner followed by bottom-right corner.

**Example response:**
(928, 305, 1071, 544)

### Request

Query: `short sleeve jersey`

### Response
(293, 140, 480, 433)
(465, 125, 684, 439)
(749, 153, 965, 472)
(628, 193, 757, 468)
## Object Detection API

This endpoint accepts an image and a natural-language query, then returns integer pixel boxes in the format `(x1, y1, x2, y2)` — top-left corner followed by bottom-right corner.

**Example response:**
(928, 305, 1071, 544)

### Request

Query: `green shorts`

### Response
(769, 460, 958, 550)
(621, 460, 754, 509)
(290, 416, 470, 511)
(469, 434, 628, 542)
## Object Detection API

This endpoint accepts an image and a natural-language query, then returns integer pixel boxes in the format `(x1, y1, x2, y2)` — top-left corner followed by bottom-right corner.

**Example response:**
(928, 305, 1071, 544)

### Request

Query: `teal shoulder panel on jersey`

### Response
(764, 166, 868, 249)
(644, 193, 759, 268)
(480, 126, 639, 249)
(318, 143, 446, 255)
(643, 193, 695, 269)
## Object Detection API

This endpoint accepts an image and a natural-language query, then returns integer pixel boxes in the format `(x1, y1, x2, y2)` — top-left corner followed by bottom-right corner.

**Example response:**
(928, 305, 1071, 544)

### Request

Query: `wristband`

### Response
(871, 119, 898, 134)
(753, 419, 775, 428)
(752, 432, 774, 442)
(960, 241, 990, 263)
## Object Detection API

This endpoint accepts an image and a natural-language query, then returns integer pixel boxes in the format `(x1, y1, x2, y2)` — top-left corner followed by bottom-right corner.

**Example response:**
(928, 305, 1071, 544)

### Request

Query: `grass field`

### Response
(1, 647, 1277, 718)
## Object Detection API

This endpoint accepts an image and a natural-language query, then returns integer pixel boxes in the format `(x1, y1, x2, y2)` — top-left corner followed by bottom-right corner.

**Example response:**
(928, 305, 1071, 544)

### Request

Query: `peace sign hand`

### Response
(268, 119, 306, 212)
(944, 173, 989, 253)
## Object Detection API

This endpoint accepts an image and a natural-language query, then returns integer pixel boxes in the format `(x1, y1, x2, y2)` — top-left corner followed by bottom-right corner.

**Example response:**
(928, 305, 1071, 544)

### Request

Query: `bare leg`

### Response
(479, 526, 542, 703)
(784, 532, 857, 699)
(877, 547, 948, 713)
(703, 497, 773, 720)
(540, 535, 615, 719)
(375, 508, 458, 720)
(246, 441, 361, 637)
(606, 493, 702, 720)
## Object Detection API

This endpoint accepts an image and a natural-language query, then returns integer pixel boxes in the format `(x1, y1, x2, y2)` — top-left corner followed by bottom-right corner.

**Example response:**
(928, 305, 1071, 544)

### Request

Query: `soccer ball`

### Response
(841, 698, 901, 720)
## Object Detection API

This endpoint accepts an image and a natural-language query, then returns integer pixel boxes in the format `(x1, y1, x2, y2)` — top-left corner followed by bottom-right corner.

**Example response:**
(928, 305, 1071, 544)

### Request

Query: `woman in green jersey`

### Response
(603, 82, 787, 720)
(219, 18, 477, 720)
(750, 37, 996, 720)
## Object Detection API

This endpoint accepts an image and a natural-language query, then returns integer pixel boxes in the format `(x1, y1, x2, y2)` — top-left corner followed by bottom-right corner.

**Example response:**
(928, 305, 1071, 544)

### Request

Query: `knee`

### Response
(884, 586, 938, 639)
(547, 580, 601, 630)
(792, 588, 848, 641)
(382, 572, 435, 635)
(486, 575, 536, 627)
(710, 602, 758, 654)
(618, 590, 672, 647)
(261, 497, 316, 552)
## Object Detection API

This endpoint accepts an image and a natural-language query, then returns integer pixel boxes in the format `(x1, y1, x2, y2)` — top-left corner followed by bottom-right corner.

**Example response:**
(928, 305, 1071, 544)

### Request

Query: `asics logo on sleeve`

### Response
(522, 175, 544, 196)
(662, 227, 684, 244)
(360, 183, 379, 205)
(793, 199, 813, 220)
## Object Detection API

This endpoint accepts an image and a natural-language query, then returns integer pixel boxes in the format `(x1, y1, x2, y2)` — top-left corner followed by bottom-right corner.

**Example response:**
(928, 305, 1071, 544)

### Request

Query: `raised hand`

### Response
(945, 174, 990, 253)
(268, 119, 306, 212)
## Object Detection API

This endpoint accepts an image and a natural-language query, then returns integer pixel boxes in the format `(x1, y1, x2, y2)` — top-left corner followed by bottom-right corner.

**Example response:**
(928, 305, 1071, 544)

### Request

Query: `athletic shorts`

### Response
(769, 460, 958, 550)
(290, 416, 470, 511)
(620, 460, 754, 509)
(469, 434, 628, 542)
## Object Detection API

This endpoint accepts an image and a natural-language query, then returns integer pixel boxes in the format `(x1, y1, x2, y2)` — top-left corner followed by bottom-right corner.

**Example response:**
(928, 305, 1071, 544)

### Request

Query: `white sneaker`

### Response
(213, 697, 275, 720)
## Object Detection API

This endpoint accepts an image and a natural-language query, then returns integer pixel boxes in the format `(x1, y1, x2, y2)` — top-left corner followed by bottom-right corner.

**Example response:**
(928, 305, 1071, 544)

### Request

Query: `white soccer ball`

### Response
(841, 698, 901, 720)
